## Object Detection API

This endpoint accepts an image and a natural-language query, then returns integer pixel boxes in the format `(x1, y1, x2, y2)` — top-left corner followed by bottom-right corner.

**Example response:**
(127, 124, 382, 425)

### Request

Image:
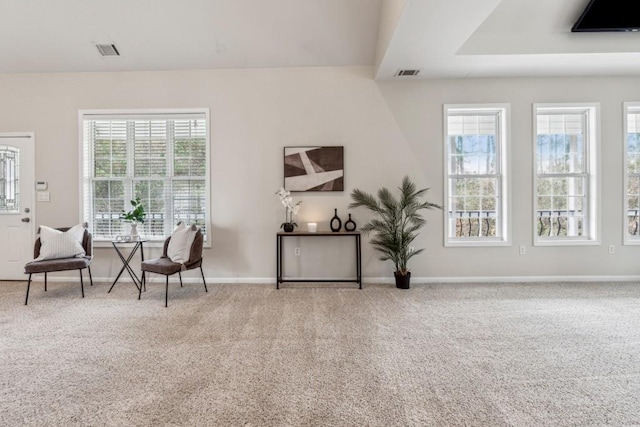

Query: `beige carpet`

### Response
(1, 279, 640, 426)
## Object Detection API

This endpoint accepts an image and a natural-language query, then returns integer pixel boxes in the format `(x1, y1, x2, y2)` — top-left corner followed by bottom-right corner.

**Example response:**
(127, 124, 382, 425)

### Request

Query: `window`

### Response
(624, 102, 640, 244)
(444, 104, 510, 246)
(80, 109, 210, 242)
(0, 146, 19, 213)
(534, 104, 599, 245)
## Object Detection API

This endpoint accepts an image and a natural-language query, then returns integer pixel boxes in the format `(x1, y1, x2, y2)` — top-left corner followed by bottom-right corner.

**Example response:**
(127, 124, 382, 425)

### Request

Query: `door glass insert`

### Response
(0, 146, 19, 213)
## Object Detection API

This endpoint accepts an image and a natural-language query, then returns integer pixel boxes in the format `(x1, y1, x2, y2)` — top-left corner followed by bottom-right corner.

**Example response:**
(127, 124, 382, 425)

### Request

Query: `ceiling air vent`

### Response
(395, 69, 421, 77)
(96, 44, 120, 57)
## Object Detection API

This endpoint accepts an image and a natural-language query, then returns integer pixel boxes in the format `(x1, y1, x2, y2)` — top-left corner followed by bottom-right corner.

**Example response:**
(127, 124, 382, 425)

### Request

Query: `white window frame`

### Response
(533, 103, 600, 246)
(79, 108, 211, 247)
(443, 104, 511, 247)
(623, 102, 640, 245)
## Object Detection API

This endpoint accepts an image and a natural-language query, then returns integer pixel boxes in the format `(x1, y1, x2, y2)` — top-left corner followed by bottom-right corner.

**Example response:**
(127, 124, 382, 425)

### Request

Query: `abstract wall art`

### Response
(284, 146, 344, 192)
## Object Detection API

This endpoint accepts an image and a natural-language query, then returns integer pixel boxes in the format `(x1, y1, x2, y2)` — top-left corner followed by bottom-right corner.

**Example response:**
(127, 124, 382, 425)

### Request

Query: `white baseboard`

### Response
(28, 275, 640, 284)
(28, 276, 278, 284)
(424, 275, 640, 283)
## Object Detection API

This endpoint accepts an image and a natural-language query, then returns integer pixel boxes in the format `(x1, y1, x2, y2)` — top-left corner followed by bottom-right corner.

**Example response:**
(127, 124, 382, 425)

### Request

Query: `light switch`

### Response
(37, 192, 50, 202)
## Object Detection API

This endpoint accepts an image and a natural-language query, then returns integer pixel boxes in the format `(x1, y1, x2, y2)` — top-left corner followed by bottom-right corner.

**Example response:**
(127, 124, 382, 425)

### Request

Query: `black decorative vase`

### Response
(330, 209, 342, 232)
(344, 214, 357, 232)
(394, 271, 411, 289)
(282, 223, 295, 232)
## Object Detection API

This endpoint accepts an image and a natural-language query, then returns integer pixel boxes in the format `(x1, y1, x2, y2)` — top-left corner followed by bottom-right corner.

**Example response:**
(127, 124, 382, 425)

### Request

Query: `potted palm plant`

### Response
(349, 176, 441, 289)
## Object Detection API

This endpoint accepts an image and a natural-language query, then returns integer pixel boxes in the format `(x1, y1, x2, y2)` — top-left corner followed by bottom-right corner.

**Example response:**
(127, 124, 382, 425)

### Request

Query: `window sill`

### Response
(445, 239, 511, 248)
(94, 240, 165, 249)
(93, 240, 211, 249)
(534, 239, 599, 247)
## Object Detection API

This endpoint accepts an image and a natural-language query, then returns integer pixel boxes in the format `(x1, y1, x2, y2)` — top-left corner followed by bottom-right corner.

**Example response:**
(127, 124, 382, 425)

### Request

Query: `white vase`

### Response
(129, 223, 139, 239)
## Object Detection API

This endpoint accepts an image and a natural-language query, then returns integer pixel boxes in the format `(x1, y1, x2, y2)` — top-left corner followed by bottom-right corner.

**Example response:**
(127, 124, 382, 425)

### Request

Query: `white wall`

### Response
(1, 69, 639, 283)
(0, 66, 421, 282)
(377, 76, 640, 280)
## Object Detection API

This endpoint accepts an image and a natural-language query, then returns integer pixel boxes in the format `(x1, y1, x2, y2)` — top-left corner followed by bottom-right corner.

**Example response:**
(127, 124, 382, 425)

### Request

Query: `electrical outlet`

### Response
(294, 247, 301, 256)
(519, 245, 526, 255)
(608, 245, 615, 254)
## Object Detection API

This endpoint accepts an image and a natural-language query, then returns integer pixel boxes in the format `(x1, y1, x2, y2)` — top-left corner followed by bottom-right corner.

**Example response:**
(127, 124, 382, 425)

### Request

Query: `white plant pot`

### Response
(129, 223, 139, 238)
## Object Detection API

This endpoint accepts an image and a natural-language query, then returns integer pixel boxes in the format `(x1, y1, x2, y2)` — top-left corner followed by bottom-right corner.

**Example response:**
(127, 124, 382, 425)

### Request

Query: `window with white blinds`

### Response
(534, 104, 599, 245)
(81, 110, 209, 242)
(444, 104, 510, 246)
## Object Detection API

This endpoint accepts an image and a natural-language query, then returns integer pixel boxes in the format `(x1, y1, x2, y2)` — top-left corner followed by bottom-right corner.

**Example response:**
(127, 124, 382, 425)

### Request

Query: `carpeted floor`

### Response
(1, 279, 640, 426)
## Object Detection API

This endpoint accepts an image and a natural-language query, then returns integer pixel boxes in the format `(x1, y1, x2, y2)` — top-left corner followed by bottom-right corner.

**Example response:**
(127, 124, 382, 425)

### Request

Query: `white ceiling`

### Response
(0, 0, 381, 73)
(376, 0, 640, 79)
(1, 0, 639, 79)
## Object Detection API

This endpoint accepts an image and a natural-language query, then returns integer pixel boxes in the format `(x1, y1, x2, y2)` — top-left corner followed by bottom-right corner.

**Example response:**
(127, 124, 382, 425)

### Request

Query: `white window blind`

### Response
(81, 110, 209, 241)
(537, 114, 584, 135)
(448, 114, 497, 136)
(628, 110, 640, 133)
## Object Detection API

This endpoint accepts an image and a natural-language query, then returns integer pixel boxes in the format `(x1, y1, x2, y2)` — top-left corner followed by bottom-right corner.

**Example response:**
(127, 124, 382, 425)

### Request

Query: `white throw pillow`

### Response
(35, 224, 86, 261)
(66, 223, 86, 242)
(167, 223, 198, 264)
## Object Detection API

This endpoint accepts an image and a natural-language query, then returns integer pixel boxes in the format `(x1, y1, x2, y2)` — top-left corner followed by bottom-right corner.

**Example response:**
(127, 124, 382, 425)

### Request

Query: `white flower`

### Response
(275, 187, 302, 223)
(276, 188, 290, 199)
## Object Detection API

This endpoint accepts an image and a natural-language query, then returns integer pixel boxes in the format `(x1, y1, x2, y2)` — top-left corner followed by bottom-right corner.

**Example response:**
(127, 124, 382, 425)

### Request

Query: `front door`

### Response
(0, 133, 34, 280)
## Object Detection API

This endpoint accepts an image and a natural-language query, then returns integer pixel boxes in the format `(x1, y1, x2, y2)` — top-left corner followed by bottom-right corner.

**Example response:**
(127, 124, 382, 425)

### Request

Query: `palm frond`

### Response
(378, 187, 399, 216)
(348, 188, 382, 214)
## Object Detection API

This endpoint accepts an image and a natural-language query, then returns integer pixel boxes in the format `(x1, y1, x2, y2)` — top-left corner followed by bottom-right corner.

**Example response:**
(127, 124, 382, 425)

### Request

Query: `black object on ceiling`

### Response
(572, 0, 640, 32)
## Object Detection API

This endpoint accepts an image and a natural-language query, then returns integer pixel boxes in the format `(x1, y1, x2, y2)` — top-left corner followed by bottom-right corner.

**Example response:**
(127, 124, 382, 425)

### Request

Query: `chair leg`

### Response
(44, 272, 47, 292)
(25, 274, 32, 305)
(88, 266, 93, 286)
(79, 269, 85, 298)
(179, 272, 183, 287)
(139, 271, 144, 300)
(200, 266, 208, 293)
(165, 275, 169, 308)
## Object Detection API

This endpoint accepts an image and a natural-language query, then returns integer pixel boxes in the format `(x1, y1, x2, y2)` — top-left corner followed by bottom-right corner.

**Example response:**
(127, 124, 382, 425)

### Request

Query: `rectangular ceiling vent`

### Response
(96, 44, 120, 57)
(395, 69, 421, 77)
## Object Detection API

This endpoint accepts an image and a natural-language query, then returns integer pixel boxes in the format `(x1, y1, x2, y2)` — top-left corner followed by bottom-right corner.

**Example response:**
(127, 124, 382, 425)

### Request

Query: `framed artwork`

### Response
(284, 146, 344, 192)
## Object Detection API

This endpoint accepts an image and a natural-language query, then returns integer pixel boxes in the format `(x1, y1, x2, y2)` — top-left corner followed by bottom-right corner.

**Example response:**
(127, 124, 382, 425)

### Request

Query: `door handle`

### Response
(21, 217, 30, 223)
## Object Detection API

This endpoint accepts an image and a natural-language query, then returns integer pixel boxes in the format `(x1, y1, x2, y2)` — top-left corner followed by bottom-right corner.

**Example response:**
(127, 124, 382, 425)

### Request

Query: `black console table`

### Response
(276, 231, 361, 289)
